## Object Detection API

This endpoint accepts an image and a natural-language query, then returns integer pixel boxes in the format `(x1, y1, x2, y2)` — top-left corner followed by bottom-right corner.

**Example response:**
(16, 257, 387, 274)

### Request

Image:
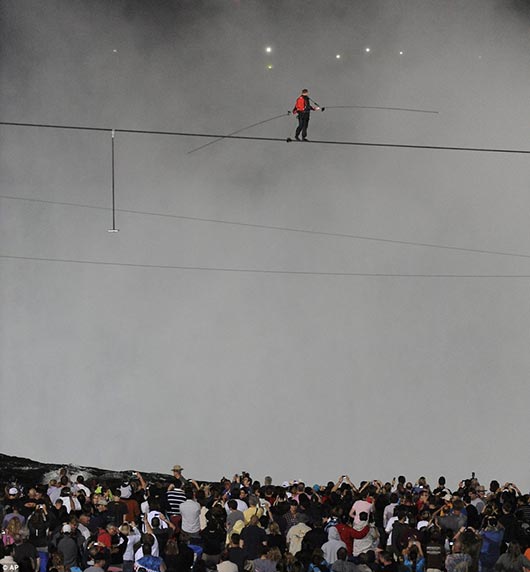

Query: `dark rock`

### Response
(0, 452, 173, 491)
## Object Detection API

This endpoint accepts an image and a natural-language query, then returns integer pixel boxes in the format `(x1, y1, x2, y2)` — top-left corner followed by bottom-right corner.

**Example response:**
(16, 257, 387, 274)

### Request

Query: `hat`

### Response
(97, 499, 108, 506)
(443, 493, 452, 501)
(282, 481, 290, 488)
(172, 465, 183, 472)
(8, 487, 18, 495)
(62, 524, 72, 533)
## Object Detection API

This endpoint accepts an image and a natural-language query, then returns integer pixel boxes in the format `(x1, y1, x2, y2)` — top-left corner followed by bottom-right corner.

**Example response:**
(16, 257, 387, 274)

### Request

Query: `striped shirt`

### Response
(166, 488, 186, 516)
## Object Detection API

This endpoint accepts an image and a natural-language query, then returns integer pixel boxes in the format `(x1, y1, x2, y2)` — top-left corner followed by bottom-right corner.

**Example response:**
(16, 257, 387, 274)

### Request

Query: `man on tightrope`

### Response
(292, 88, 320, 141)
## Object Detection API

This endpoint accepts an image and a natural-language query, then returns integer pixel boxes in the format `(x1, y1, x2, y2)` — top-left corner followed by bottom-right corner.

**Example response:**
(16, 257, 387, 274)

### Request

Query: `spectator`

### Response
(479, 516, 504, 572)
(286, 517, 311, 557)
(120, 523, 141, 572)
(423, 526, 445, 572)
(445, 538, 472, 572)
(243, 498, 264, 525)
(321, 527, 346, 565)
(134, 543, 166, 572)
(402, 540, 425, 572)
(349, 492, 374, 526)
(284, 501, 299, 532)
(438, 500, 467, 534)
(201, 519, 225, 566)
(352, 513, 379, 558)
(179, 489, 201, 543)
(163, 536, 194, 572)
(13, 532, 39, 572)
(217, 551, 238, 572)
(266, 522, 286, 555)
(83, 552, 107, 572)
(227, 533, 249, 572)
(1, 544, 20, 572)
(332, 547, 358, 572)
(494, 541, 530, 572)
(56, 525, 80, 570)
(252, 545, 277, 572)
(240, 516, 267, 560)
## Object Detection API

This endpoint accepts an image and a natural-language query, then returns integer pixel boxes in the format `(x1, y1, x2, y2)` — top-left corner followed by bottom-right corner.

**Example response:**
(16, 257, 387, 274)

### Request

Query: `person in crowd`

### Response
(240, 515, 267, 560)
(201, 519, 226, 566)
(1, 544, 20, 572)
(56, 524, 80, 570)
(252, 545, 277, 572)
(445, 536, 472, 572)
(227, 533, 248, 572)
(332, 547, 358, 572)
(266, 522, 286, 555)
(402, 539, 425, 572)
(494, 541, 530, 572)
(322, 527, 346, 565)
(352, 513, 379, 558)
(422, 526, 445, 572)
(13, 531, 39, 572)
(479, 516, 504, 572)
(83, 551, 107, 572)
(134, 542, 166, 572)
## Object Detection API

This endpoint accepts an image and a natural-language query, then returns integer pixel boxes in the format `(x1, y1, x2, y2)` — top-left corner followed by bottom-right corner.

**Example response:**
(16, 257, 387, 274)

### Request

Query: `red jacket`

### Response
(335, 522, 370, 555)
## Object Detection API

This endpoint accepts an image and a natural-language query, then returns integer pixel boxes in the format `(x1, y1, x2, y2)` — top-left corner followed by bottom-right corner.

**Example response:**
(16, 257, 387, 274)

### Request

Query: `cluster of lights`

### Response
(265, 45, 273, 70)
(263, 45, 404, 69)
(333, 47, 405, 59)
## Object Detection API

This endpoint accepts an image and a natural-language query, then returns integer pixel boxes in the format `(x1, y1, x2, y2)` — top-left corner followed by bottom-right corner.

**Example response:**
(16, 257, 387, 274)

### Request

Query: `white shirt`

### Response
(124, 528, 142, 561)
(224, 499, 248, 514)
(134, 535, 159, 561)
(217, 562, 238, 572)
(383, 503, 398, 528)
(385, 516, 399, 546)
(58, 495, 82, 514)
(349, 500, 374, 524)
(47, 486, 62, 504)
(146, 511, 168, 530)
(180, 499, 201, 534)
(73, 483, 92, 497)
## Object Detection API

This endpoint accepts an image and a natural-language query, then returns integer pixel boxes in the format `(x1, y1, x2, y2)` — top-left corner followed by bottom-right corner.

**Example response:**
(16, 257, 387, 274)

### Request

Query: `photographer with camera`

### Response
(479, 514, 504, 572)
(402, 539, 425, 572)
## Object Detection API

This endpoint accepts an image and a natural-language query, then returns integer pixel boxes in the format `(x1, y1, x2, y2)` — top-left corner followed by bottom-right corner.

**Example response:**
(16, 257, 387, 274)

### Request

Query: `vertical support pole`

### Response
(108, 129, 119, 232)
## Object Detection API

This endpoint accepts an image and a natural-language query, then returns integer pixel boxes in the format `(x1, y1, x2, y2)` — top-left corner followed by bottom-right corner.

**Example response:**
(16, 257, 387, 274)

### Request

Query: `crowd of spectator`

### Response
(2, 467, 530, 572)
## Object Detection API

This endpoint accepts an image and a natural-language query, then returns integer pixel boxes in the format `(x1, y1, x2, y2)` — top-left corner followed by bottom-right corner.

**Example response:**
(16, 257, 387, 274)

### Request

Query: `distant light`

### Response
(399, 51, 404, 55)
(113, 49, 118, 53)
(267, 64, 273, 70)
(265, 46, 272, 53)
(107, 229, 120, 233)
(365, 47, 371, 53)
(336, 54, 341, 59)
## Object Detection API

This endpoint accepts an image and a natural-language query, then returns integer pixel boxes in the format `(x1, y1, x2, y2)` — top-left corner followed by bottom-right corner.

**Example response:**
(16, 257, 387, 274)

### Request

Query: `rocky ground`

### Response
(0, 453, 174, 490)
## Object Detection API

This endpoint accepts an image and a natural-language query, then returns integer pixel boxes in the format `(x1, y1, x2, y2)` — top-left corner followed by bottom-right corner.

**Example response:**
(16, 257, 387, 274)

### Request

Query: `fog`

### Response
(2, 0, 530, 489)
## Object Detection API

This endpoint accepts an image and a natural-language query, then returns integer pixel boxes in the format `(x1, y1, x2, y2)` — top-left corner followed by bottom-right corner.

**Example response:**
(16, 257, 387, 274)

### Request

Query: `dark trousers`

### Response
(295, 112, 310, 138)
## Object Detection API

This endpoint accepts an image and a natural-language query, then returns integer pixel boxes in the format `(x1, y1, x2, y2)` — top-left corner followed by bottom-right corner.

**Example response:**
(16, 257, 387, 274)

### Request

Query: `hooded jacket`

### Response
(322, 527, 347, 565)
(352, 522, 378, 557)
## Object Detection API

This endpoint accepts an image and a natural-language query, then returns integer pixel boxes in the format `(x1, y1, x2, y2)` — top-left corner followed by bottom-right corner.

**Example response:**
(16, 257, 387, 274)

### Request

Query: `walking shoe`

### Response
(302, 137, 308, 141)
(295, 136, 300, 141)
